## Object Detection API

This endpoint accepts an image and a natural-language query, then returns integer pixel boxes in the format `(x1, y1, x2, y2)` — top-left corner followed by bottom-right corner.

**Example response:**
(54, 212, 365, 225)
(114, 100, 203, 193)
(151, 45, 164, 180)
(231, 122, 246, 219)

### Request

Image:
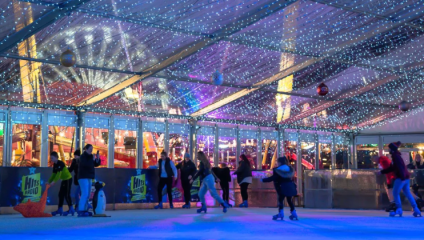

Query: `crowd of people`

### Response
(45, 141, 422, 219)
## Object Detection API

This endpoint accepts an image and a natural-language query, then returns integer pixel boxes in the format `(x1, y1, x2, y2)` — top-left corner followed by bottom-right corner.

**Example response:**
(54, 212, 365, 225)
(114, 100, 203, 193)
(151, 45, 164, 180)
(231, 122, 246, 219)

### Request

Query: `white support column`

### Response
(257, 128, 262, 170)
(214, 124, 219, 167)
(277, 127, 282, 158)
(136, 119, 144, 169)
(189, 122, 195, 160)
(378, 135, 383, 156)
(349, 133, 356, 169)
(40, 111, 49, 167)
(331, 133, 336, 170)
(315, 133, 319, 170)
(4, 108, 12, 166)
(108, 115, 115, 169)
(296, 130, 302, 195)
(236, 126, 241, 169)
(76, 111, 85, 151)
(164, 120, 170, 155)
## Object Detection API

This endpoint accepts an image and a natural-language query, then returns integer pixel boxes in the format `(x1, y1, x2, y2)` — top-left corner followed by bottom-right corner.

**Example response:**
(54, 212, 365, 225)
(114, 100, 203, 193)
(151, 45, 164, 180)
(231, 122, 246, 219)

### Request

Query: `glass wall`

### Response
(48, 126, 76, 167)
(383, 142, 421, 167)
(261, 139, 277, 170)
(218, 136, 236, 170)
(0, 122, 4, 166)
(114, 130, 137, 168)
(84, 127, 109, 168)
(335, 135, 349, 169)
(240, 130, 258, 170)
(11, 124, 41, 167)
(196, 126, 215, 167)
(300, 141, 316, 170)
(143, 131, 164, 169)
(357, 144, 378, 169)
(318, 143, 331, 169)
(169, 124, 189, 162)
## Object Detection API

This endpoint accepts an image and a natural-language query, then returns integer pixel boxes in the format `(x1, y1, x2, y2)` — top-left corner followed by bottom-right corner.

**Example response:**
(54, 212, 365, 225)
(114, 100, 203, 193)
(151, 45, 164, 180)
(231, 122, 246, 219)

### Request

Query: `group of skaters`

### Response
(46, 140, 422, 220)
(153, 150, 298, 220)
(375, 141, 422, 217)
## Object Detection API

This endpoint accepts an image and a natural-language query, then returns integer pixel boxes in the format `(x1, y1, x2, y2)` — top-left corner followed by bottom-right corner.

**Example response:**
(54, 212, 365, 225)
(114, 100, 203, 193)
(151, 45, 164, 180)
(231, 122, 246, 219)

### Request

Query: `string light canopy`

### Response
(0, 0, 424, 132)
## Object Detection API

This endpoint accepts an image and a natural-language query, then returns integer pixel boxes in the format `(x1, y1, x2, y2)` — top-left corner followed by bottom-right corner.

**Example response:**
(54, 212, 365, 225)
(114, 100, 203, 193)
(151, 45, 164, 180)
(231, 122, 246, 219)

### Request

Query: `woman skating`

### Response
(233, 154, 252, 207)
(381, 142, 421, 217)
(190, 151, 229, 213)
(261, 156, 298, 220)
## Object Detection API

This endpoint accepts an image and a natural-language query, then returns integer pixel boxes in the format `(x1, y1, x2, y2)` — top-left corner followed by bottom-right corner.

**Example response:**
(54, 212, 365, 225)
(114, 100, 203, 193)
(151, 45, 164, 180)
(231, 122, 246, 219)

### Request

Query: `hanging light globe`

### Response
(399, 101, 410, 112)
(60, 49, 76, 67)
(317, 82, 329, 96)
(211, 70, 223, 85)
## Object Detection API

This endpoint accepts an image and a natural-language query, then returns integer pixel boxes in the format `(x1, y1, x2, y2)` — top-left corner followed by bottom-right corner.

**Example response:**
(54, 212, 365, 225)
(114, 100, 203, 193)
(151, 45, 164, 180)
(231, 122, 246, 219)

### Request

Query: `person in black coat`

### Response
(262, 156, 298, 220)
(154, 151, 178, 209)
(68, 149, 81, 210)
(233, 154, 252, 208)
(213, 163, 232, 207)
(176, 153, 197, 209)
(77, 144, 100, 217)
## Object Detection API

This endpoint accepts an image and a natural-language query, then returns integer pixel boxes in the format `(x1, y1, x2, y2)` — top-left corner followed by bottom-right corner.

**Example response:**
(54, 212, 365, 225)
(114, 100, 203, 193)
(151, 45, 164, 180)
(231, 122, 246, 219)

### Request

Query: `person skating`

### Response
(261, 156, 298, 220)
(48, 151, 74, 216)
(77, 144, 101, 217)
(190, 151, 229, 213)
(176, 153, 197, 209)
(381, 142, 422, 217)
(154, 151, 178, 209)
(212, 163, 232, 207)
(233, 154, 252, 208)
(373, 155, 396, 212)
(68, 149, 81, 211)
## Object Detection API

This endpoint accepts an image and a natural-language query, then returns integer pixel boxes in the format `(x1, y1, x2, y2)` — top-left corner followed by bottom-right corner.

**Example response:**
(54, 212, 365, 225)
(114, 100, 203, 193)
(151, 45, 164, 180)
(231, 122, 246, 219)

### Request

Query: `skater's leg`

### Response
(240, 183, 249, 201)
(198, 180, 208, 206)
(392, 179, 403, 209)
(204, 175, 225, 204)
(78, 179, 91, 212)
(165, 177, 173, 205)
(182, 181, 192, 205)
(412, 184, 422, 199)
(278, 194, 285, 211)
(401, 179, 418, 209)
(384, 183, 394, 202)
(157, 178, 166, 203)
(286, 196, 295, 212)
(64, 179, 73, 207)
(73, 185, 80, 208)
(220, 181, 229, 202)
(58, 180, 66, 208)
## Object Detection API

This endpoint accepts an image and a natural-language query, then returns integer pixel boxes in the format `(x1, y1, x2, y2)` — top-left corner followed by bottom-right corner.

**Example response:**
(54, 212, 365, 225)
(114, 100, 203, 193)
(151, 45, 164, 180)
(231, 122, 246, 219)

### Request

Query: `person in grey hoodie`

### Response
(261, 156, 298, 220)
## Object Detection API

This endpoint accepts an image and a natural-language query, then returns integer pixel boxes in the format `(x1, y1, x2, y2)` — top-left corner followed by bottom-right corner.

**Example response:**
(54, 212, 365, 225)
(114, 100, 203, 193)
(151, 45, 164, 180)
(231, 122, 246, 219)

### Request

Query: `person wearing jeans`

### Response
(190, 151, 229, 213)
(77, 144, 100, 217)
(381, 141, 421, 217)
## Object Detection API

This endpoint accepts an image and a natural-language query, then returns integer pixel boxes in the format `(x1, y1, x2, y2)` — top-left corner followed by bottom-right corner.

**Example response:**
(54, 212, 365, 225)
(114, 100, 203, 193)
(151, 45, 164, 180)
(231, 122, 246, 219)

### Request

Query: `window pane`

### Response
(284, 141, 298, 181)
(169, 133, 189, 162)
(196, 135, 214, 167)
(357, 144, 378, 169)
(48, 126, 76, 167)
(12, 124, 41, 167)
(143, 131, 164, 169)
(114, 130, 137, 168)
(218, 136, 236, 170)
(301, 142, 316, 170)
(84, 128, 108, 168)
(335, 144, 349, 169)
(0, 123, 4, 166)
(241, 138, 257, 170)
(319, 143, 332, 169)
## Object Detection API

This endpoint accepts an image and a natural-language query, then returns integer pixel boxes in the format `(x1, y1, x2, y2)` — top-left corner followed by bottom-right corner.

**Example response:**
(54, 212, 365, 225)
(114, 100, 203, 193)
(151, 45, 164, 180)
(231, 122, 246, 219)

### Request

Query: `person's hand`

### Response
(188, 175, 192, 180)
(189, 179, 193, 184)
(215, 178, 220, 183)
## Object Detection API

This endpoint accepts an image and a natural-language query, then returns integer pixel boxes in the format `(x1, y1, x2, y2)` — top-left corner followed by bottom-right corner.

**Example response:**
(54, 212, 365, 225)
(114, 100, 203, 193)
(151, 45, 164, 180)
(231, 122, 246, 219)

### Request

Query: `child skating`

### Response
(261, 156, 298, 220)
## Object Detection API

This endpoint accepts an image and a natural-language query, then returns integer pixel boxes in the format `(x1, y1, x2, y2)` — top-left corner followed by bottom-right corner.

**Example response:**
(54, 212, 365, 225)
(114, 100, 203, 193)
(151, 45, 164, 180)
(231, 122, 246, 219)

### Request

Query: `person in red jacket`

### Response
(373, 155, 396, 212)
(381, 142, 421, 217)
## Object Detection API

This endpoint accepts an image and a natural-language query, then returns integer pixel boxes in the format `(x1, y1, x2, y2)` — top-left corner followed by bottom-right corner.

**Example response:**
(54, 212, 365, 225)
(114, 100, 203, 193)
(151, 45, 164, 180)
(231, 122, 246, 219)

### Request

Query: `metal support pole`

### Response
(108, 115, 115, 168)
(378, 135, 383, 156)
(136, 119, 143, 169)
(164, 120, 170, 155)
(75, 111, 85, 151)
(257, 128, 262, 170)
(277, 128, 282, 158)
(331, 133, 336, 169)
(4, 108, 12, 166)
(214, 124, 219, 167)
(296, 130, 302, 195)
(349, 133, 356, 169)
(236, 126, 241, 169)
(189, 123, 195, 160)
(40, 111, 49, 167)
(315, 133, 319, 170)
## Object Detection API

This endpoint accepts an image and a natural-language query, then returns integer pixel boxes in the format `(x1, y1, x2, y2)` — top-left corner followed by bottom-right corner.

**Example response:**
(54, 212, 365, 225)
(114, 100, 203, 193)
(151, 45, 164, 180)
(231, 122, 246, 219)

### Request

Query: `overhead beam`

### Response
(191, 3, 424, 117)
(0, 0, 91, 54)
(77, 0, 298, 107)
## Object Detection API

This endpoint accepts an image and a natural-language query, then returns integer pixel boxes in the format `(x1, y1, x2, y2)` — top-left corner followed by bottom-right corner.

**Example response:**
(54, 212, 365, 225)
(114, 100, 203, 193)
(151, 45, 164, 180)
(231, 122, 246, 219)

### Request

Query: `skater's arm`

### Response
(261, 174, 275, 183)
(68, 159, 76, 173)
(192, 163, 204, 181)
(93, 156, 101, 167)
(171, 161, 178, 179)
(381, 164, 395, 174)
(233, 162, 244, 175)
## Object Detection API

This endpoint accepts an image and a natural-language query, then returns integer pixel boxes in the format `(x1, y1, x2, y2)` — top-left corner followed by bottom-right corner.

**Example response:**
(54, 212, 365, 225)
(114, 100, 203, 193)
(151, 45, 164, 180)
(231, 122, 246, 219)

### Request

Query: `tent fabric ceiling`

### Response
(1, 0, 424, 132)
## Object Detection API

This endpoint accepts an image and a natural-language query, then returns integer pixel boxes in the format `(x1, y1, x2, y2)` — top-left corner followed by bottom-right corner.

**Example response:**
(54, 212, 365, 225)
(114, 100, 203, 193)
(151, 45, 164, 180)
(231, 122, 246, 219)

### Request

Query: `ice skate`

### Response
(226, 201, 233, 208)
(197, 204, 207, 213)
(169, 203, 174, 209)
(385, 202, 396, 212)
(239, 200, 248, 208)
(289, 210, 298, 220)
(389, 208, 402, 217)
(221, 202, 229, 213)
(51, 207, 63, 216)
(272, 210, 284, 220)
(62, 206, 75, 216)
(182, 204, 190, 209)
(154, 202, 163, 209)
(77, 211, 93, 217)
(413, 207, 422, 217)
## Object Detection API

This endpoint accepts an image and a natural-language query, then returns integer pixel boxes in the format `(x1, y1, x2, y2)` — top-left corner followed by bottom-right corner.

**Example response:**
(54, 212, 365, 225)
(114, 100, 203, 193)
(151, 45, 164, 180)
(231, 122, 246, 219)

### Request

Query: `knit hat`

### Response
(278, 156, 288, 165)
(388, 141, 401, 152)
(184, 153, 190, 159)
